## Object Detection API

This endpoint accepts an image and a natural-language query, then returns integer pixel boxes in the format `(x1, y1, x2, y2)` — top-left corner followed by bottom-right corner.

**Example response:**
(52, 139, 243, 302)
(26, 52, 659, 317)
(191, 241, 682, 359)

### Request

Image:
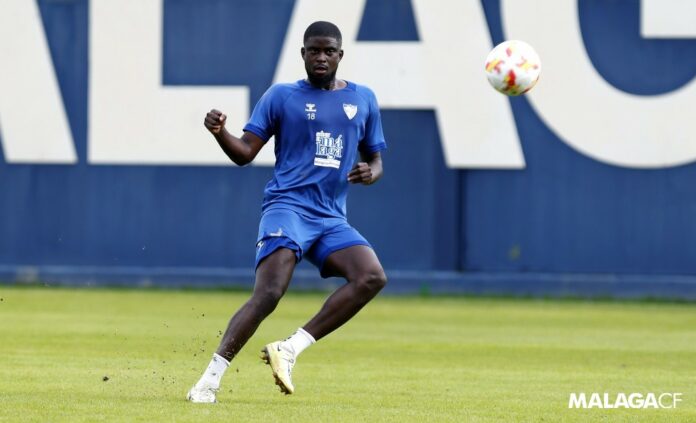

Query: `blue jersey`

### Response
(243, 79, 387, 218)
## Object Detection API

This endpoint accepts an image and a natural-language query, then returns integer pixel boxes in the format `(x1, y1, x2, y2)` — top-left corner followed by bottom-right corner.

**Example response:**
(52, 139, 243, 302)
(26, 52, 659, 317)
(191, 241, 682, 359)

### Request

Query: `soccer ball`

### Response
(485, 40, 541, 96)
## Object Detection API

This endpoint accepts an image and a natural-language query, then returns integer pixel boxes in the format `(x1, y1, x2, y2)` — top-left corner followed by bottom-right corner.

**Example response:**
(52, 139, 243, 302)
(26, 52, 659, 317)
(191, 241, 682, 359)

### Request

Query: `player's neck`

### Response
(306, 77, 346, 91)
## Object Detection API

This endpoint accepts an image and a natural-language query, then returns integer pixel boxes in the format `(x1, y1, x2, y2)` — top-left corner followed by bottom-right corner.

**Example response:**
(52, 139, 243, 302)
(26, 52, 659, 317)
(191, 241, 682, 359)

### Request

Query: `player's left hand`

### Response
(347, 162, 373, 185)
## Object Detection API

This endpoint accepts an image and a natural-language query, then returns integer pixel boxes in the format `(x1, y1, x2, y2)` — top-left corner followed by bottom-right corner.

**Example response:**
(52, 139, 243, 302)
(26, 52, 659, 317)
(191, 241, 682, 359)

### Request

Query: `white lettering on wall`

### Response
(2, 1, 695, 169)
(0, 0, 76, 163)
(88, 0, 248, 164)
(641, 0, 696, 38)
(502, 0, 696, 168)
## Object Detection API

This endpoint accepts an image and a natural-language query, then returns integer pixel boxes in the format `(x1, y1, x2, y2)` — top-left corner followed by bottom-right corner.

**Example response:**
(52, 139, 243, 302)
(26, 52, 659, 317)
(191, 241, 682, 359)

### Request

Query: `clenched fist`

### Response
(204, 109, 227, 135)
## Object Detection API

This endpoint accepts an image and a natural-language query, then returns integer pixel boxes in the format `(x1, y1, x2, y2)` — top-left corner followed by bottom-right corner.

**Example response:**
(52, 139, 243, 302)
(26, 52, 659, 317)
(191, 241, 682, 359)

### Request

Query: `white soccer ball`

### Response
(485, 40, 541, 96)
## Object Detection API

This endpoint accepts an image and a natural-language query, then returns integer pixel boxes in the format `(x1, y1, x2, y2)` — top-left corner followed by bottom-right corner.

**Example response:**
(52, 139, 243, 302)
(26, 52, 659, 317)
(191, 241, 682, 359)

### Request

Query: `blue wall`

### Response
(1, 0, 696, 299)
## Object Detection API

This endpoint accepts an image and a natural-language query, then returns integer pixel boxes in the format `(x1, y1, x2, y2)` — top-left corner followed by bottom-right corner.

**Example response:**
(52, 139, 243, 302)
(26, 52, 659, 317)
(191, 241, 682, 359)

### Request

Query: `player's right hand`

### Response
(204, 109, 227, 135)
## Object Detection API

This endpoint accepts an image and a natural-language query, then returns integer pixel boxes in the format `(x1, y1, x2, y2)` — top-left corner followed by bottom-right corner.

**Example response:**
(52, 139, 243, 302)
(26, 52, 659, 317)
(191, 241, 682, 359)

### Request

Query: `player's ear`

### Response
(300, 47, 305, 58)
(338, 49, 344, 61)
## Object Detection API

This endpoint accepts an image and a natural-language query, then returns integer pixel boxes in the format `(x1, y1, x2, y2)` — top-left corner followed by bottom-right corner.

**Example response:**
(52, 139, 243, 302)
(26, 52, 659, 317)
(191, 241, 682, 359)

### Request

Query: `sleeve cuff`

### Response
(359, 141, 387, 154)
(242, 124, 271, 142)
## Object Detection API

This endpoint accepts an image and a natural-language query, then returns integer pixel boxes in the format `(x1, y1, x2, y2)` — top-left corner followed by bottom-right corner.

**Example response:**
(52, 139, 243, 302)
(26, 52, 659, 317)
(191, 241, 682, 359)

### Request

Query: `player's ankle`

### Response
(195, 353, 230, 390)
(282, 327, 316, 357)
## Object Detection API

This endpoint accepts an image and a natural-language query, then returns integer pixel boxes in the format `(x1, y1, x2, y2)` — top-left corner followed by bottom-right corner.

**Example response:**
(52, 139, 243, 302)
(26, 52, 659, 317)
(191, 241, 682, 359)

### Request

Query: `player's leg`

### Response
(187, 247, 296, 403)
(264, 224, 386, 395)
(302, 245, 387, 340)
(217, 247, 296, 359)
(189, 209, 321, 402)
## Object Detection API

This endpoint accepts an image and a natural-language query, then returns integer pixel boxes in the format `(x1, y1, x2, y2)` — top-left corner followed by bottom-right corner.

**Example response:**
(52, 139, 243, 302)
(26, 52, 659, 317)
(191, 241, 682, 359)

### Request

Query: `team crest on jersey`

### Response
(314, 131, 343, 169)
(343, 103, 357, 120)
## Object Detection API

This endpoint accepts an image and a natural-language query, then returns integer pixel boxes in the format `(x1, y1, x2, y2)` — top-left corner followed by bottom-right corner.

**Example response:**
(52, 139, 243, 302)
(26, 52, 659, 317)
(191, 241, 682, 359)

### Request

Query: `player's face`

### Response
(301, 36, 343, 87)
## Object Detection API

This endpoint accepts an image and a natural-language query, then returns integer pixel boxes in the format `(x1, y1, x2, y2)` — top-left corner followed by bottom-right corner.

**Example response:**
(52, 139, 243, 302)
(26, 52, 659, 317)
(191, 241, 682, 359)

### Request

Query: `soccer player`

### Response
(187, 21, 388, 403)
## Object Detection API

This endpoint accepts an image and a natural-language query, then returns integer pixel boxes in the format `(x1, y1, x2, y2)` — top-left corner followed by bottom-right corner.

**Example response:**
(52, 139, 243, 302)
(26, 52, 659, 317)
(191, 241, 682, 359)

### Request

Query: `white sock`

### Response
(195, 353, 230, 389)
(282, 328, 316, 357)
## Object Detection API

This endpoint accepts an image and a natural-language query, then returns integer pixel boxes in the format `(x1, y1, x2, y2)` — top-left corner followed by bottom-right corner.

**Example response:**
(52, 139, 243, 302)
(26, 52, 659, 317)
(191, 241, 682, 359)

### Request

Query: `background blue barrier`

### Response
(2, 0, 696, 299)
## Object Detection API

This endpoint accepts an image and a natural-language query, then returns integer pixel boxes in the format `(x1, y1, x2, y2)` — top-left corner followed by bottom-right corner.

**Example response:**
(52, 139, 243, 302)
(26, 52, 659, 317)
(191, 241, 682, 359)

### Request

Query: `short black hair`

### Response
(303, 21, 342, 45)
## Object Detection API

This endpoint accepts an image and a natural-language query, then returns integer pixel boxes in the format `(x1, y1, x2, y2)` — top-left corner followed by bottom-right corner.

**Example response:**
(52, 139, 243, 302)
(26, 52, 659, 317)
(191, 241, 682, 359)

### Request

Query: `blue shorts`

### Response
(255, 208, 371, 278)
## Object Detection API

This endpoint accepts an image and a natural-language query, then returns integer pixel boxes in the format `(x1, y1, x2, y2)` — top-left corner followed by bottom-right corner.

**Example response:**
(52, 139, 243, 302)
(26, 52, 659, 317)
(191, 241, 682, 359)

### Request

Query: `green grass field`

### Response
(1, 286, 695, 422)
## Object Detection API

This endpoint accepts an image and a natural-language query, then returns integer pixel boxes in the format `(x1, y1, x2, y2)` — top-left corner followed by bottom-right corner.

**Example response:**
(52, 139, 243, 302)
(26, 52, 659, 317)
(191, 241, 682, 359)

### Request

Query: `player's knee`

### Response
(250, 284, 286, 314)
(372, 271, 388, 292)
(354, 269, 387, 297)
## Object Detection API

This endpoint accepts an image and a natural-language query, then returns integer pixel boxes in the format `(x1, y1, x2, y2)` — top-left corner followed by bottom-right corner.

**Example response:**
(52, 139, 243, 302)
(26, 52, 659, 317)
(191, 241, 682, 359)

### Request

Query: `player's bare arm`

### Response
(204, 109, 264, 166)
(348, 151, 382, 185)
